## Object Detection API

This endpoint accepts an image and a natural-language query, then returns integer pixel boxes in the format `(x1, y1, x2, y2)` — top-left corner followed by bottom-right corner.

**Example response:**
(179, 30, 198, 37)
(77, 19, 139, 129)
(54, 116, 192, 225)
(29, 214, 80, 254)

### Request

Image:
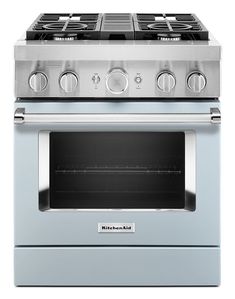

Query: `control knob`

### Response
(29, 72, 48, 92)
(157, 71, 176, 92)
(59, 72, 78, 92)
(187, 72, 206, 93)
(106, 68, 128, 94)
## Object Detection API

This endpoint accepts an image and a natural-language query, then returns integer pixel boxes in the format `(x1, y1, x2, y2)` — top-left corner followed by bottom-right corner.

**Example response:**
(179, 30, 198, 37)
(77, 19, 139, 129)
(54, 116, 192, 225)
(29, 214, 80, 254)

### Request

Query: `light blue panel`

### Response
(14, 100, 220, 246)
(14, 247, 220, 286)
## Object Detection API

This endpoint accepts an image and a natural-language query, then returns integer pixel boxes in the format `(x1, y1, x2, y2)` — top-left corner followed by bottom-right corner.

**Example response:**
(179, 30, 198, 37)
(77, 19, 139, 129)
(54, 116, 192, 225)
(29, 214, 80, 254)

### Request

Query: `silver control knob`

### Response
(60, 72, 78, 92)
(157, 72, 176, 92)
(106, 68, 128, 94)
(187, 72, 206, 93)
(29, 72, 48, 92)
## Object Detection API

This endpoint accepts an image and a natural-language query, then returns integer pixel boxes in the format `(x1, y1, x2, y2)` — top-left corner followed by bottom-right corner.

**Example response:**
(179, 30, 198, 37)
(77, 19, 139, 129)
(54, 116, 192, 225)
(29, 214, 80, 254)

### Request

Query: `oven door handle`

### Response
(14, 108, 221, 124)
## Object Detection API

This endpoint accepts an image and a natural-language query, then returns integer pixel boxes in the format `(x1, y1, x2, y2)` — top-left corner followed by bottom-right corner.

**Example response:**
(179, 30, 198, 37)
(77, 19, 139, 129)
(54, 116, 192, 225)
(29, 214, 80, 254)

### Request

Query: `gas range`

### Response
(14, 13, 221, 286)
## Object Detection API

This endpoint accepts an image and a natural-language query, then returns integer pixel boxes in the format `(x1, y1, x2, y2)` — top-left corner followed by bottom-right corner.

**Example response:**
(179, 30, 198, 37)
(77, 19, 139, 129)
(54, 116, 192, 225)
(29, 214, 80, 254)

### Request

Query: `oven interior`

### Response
(39, 132, 195, 211)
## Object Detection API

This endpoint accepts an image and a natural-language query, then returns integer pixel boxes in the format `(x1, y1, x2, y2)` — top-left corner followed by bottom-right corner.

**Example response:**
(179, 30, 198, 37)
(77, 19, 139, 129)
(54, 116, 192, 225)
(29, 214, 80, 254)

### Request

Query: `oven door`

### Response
(14, 101, 220, 246)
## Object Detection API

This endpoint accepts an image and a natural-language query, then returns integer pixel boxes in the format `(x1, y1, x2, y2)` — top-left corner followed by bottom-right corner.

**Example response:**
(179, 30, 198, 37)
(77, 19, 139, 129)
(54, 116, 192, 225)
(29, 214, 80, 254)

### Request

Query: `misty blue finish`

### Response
(14, 100, 220, 246)
(14, 100, 220, 285)
(15, 99, 220, 114)
(14, 247, 220, 286)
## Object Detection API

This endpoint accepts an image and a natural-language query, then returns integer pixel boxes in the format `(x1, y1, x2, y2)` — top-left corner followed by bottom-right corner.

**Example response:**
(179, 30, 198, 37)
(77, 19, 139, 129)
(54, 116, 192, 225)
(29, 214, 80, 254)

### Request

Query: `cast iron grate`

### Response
(133, 13, 209, 40)
(26, 13, 102, 40)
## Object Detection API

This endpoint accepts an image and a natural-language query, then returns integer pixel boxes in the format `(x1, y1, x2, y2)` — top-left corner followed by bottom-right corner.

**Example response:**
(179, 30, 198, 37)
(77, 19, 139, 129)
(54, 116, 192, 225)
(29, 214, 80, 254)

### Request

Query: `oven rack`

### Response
(55, 166, 182, 175)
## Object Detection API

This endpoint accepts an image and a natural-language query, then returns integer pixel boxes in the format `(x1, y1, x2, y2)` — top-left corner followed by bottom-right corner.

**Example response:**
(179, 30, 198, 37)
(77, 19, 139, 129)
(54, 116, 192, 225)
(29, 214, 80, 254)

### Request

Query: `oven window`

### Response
(39, 132, 195, 211)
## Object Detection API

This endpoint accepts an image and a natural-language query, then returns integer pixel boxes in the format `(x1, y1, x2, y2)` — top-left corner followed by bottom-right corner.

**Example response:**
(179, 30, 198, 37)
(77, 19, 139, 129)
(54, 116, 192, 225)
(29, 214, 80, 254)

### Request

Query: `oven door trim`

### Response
(39, 130, 196, 212)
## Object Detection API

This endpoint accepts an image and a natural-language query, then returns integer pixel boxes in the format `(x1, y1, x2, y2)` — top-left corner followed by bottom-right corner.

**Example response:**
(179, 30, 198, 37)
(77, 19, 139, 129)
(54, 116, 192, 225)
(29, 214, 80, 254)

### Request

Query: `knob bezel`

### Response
(156, 71, 176, 93)
(28, 71, 48, 92)
(187, 71, 207, 93)
(59, 71, 78, 93)
(106, 68, 129, 95)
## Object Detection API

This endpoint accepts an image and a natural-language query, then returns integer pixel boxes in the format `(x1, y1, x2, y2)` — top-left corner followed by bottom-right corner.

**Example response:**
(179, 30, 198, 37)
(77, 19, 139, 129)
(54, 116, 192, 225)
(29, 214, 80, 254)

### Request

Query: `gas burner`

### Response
(53, 33, 78, 40)
(147, 22, 192, 31)
(157, 33, 182, 41)
(43, 23, 88, 30)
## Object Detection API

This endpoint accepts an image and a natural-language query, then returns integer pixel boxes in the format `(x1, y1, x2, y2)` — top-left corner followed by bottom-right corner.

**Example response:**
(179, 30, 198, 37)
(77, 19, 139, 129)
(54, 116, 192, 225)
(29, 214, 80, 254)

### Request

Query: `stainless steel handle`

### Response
(14, 108, 221, 125)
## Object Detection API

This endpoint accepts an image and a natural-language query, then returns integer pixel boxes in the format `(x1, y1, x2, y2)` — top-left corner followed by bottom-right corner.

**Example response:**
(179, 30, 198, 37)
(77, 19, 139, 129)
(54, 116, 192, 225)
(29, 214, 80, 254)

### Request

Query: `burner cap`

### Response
(43, 22, 88, 30)
(147, 22, 192, 31)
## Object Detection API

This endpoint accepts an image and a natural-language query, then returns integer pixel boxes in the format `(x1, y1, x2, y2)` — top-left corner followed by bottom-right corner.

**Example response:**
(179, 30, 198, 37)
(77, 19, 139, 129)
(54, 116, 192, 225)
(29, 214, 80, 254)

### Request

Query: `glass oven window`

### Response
(39, 132, 195, 211)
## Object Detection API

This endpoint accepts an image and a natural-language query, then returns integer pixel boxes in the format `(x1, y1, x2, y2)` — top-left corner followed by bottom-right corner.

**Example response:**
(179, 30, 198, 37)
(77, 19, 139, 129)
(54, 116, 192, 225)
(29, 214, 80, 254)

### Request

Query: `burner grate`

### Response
(26, 13, 102, 40)
(147, 22, 193, 31)
(41, 22, 88, 31)
(134, 13, 209, 40)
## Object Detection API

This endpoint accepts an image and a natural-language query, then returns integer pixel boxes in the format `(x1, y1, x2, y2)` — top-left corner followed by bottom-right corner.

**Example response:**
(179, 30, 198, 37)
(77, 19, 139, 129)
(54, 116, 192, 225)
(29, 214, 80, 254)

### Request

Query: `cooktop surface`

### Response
(26, 13, 209, 41)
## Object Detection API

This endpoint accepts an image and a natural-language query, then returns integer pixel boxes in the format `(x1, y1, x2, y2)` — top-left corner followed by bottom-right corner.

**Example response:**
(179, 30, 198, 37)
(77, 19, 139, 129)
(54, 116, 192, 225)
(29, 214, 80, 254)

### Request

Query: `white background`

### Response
(0, 0, 234, 297)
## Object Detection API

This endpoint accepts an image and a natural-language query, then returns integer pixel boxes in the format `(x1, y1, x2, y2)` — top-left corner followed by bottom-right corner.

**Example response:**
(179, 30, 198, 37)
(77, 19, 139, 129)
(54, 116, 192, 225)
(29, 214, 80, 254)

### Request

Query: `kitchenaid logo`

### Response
(98, 223, 135, 233)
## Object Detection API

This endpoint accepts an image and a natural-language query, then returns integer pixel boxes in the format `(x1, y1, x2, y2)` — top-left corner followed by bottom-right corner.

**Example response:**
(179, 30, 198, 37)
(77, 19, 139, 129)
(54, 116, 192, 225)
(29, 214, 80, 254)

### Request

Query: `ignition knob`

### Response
(59, 72, 78, 92)
(29, 72, 48, 92)
(106, 68, 128, 94)
(157, 71, 176, 92)
(187, 72, 206, 93)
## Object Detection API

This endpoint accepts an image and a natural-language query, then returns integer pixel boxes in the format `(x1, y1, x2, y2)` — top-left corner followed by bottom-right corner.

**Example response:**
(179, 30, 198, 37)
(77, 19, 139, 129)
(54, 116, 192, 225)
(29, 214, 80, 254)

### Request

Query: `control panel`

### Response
(15, 60, 220, 98)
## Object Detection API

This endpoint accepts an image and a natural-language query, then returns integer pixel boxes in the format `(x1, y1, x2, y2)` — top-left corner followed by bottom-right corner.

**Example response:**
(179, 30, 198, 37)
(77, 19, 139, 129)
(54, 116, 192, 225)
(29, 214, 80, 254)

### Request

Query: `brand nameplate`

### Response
(98, 223, 135, 233)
